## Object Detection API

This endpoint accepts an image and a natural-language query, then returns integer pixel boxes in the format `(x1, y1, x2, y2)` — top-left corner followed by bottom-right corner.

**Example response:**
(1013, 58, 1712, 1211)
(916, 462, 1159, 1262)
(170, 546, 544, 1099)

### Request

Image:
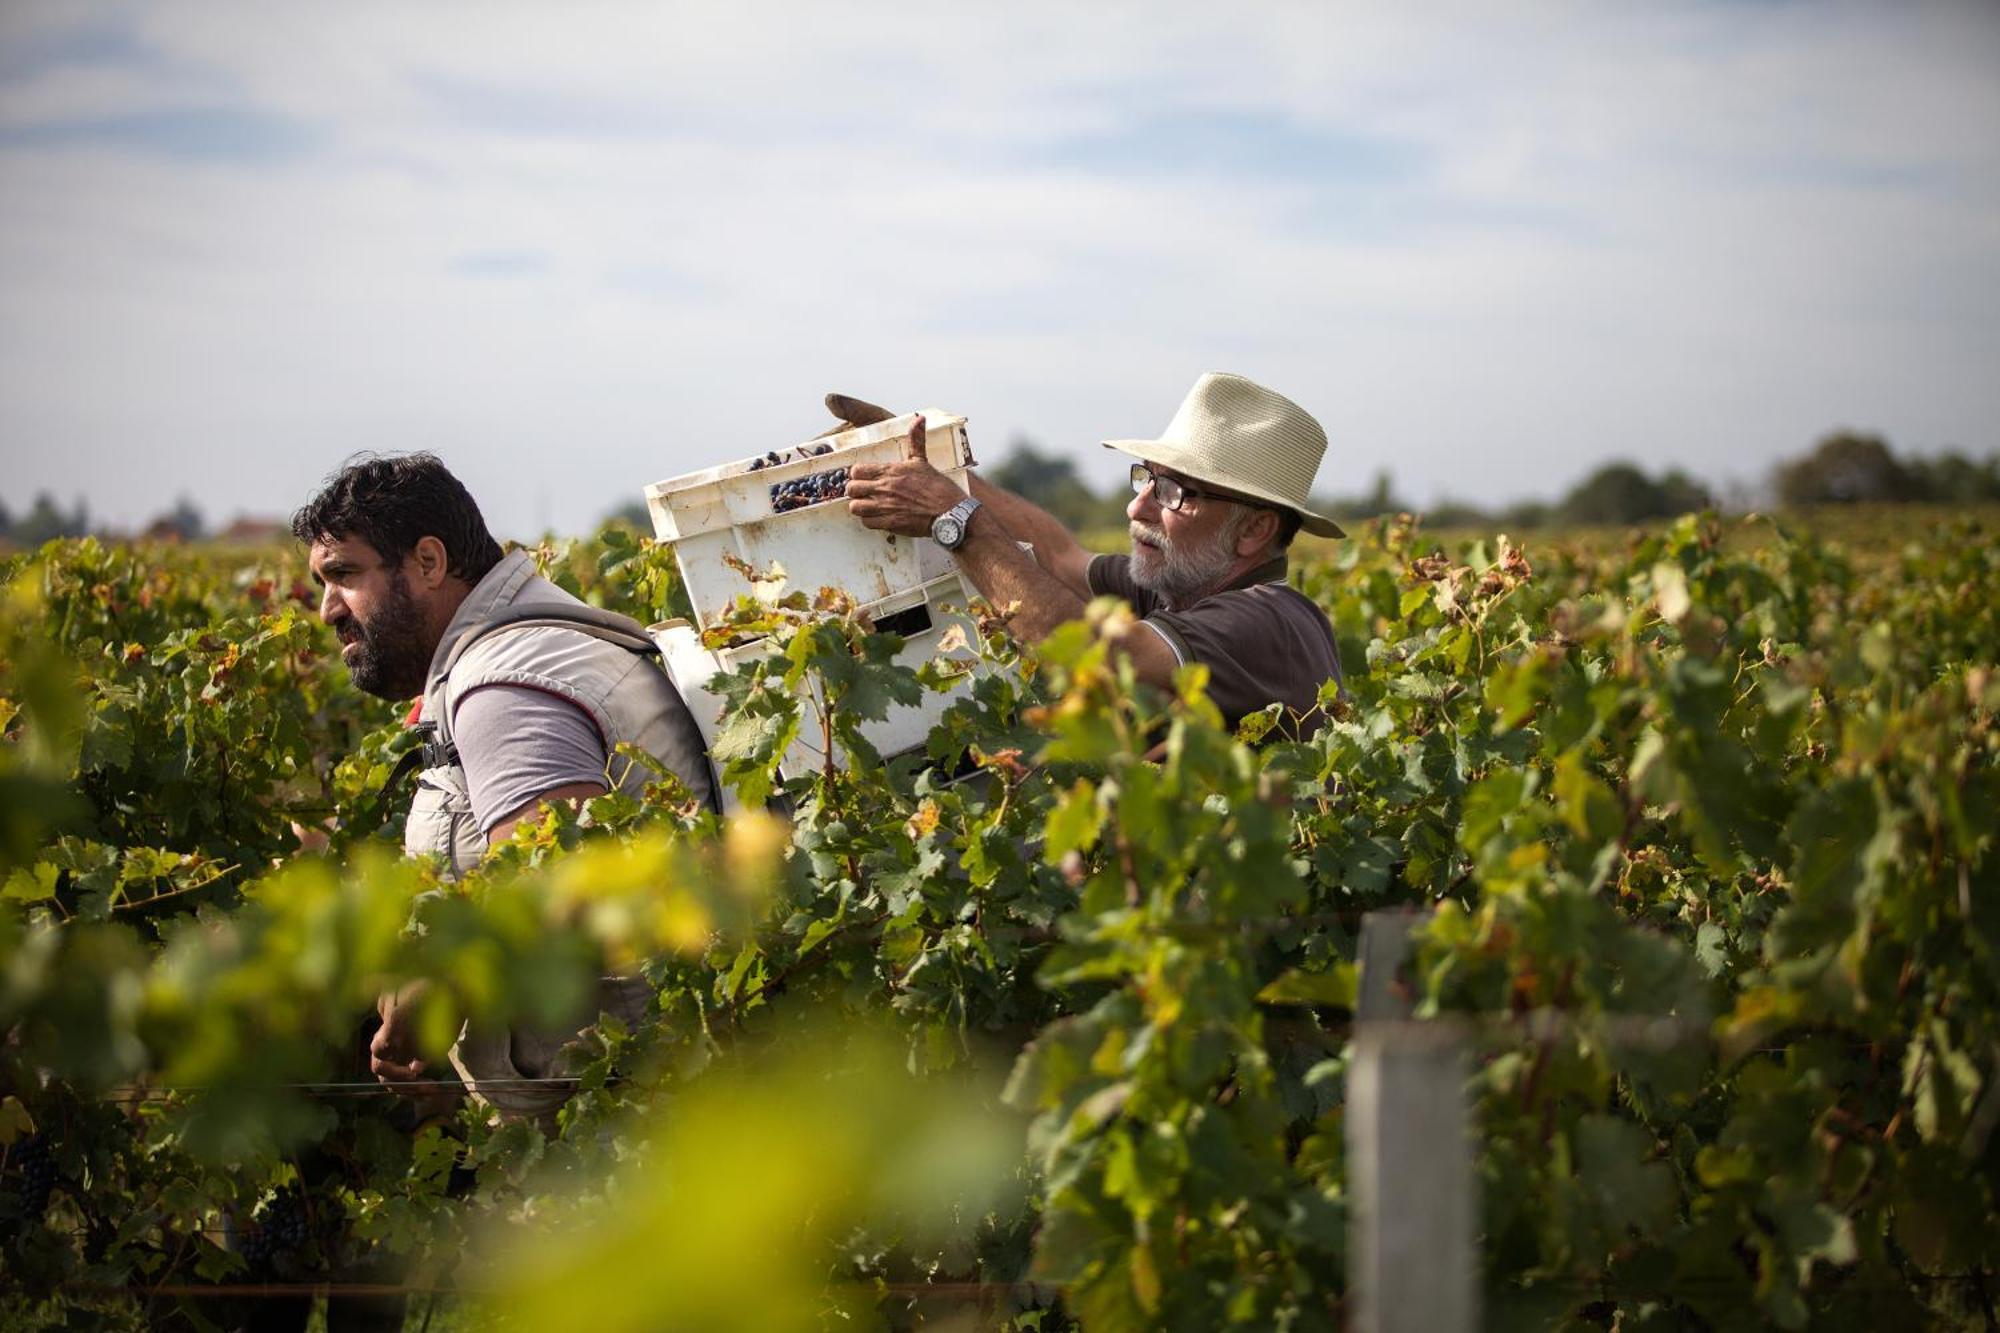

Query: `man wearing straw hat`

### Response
(845, 372, 1344, 737)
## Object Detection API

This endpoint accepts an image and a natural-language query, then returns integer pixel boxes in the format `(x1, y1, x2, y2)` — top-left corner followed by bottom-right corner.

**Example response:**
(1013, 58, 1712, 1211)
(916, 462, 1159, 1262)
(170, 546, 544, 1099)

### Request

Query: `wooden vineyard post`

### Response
(1347, 910, 1478, 1333)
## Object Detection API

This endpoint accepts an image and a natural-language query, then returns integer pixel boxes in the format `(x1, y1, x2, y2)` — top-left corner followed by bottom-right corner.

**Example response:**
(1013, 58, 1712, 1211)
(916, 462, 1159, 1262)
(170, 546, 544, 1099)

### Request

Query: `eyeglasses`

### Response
(1129, 462, 1268, 514)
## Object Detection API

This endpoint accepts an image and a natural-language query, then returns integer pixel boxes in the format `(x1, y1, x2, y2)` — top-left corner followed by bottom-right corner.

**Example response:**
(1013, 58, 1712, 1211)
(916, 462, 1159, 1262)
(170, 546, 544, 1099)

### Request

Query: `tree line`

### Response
(0, 494, 93, 548)
(5, 431, 1996, 551)
(0, 493, 217, 549)
(976, 429, 2000, 534)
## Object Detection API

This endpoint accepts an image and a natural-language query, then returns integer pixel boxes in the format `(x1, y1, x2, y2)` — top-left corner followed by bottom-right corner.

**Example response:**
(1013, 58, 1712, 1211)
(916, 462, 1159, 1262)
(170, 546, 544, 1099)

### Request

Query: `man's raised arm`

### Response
(965, 474, 1096, 598)
(845, 417, 1179, 684)
(821, 392, 1097, 597)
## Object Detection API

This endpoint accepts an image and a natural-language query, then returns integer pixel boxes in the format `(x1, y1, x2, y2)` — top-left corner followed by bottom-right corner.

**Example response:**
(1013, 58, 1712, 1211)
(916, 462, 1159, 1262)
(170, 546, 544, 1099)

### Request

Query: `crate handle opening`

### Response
(872, 602, 934, 638)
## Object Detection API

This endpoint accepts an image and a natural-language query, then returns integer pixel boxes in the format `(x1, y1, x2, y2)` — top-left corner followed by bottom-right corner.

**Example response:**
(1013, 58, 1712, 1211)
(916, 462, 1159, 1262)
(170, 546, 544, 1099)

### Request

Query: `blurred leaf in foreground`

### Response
(480, 1018, 1021, 1332)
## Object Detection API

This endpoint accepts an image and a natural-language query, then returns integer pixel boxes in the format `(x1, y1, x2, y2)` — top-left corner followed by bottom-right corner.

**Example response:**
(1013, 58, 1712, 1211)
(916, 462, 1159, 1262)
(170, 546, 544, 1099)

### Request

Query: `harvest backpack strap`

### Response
(382, 738, 432, 796)
(437, 601, 661, 677)
(379, 601, 672, 802)
(429, 600, 664, 762)
(434, 600, 723, 815)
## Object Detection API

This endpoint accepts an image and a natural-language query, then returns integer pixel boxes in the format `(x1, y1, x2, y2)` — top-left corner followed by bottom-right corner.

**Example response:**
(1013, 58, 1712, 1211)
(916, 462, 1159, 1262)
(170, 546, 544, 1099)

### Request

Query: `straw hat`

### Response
(1102, 372, 1344, 538)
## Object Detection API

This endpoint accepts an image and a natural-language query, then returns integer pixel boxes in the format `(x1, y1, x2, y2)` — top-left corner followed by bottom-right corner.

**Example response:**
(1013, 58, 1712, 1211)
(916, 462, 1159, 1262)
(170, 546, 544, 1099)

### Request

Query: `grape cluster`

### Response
(770, 466, 851, 514)
(10, 1137, 56, 1217)
(748, 442, 836, 473)
(240, 1185, 312, 1268)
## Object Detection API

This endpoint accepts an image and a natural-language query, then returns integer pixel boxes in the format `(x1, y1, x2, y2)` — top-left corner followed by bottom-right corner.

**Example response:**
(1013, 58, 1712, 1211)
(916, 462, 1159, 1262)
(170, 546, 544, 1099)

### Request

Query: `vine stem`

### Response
(147, 1228, 196, 1311)
(1112, 822, 1143, 910)
(817, 676, 836, 783)
(108, 863, 241, 916)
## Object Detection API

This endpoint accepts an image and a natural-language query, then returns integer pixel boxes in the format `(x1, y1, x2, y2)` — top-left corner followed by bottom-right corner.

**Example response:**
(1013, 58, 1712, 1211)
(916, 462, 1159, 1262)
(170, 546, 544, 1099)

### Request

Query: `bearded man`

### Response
(293, 453, 713, 1118)
(845, 372, 1344, 737)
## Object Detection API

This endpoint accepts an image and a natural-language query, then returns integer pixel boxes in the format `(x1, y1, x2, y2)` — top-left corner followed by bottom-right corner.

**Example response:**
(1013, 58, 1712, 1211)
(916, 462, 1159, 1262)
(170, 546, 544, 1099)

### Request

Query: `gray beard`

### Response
(1127, 521, 1235, 607)
(342, 571, 433, 700)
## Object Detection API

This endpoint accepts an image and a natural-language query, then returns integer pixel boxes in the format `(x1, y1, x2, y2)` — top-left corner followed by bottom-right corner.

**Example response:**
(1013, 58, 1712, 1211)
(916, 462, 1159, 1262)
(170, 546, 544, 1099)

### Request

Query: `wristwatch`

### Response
(930, 495, 982, 551)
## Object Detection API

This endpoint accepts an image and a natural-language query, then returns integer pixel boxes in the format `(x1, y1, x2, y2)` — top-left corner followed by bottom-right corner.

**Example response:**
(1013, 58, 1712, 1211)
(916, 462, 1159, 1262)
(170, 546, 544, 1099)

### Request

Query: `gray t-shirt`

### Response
(452, 684, 610, 834)
(1087, 552, 1343, 738)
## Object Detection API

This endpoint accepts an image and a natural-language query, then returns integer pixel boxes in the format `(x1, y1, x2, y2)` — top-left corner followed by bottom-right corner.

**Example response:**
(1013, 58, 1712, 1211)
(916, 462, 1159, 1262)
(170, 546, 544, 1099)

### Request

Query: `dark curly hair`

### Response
(291, 453, 504, 584)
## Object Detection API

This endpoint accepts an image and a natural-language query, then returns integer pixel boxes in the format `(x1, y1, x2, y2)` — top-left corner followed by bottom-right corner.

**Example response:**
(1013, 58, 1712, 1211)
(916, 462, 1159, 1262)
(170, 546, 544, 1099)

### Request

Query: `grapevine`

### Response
(6, 1138, 58, 1222)
(0, 507, 1995, 1329)
(239, 1184, 314, 1272)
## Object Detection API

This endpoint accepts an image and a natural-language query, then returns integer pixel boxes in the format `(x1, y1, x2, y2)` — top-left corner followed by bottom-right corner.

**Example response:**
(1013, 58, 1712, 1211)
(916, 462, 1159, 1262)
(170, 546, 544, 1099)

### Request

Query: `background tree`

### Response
(9, 492, 90, 545)
(1558, 462, 1712, 526)
(1330, 470, 1408, 524)
(988, 437, 1124, 532)
(603, 498, 654, 530)
(144, 495, 207, 543)
(1904, 448, 2000, 504)
(1424, 499, 1497, 529)
(1495, 498, 1554, 529)
(1771, 431, 1915, 505)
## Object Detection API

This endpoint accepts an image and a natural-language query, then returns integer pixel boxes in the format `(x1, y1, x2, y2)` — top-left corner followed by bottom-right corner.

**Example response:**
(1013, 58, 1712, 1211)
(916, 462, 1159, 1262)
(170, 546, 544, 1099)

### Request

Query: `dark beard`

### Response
(342, 571, 432, 700)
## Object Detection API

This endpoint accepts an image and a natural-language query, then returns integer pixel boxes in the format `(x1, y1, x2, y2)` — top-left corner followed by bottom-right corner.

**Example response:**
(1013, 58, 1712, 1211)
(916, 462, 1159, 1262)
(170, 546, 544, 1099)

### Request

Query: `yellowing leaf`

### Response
(904, 799, 941, 841)
(1653, 564, 1691, 624)
(0, 1095, 34, 1144)
(1256, 965, 1358, 1008)
(4, 864, 60, 903)
(933, 621, 971, 655)
(1045, 779, 1104, 860)
(723, 811, 789, 903)
(1130, 1243, 1162, 1312)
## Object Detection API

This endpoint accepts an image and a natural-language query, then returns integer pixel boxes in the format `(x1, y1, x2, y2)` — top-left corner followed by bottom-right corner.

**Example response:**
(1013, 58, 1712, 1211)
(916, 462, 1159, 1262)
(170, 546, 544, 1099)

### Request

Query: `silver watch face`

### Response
(933, 514, 965, 549)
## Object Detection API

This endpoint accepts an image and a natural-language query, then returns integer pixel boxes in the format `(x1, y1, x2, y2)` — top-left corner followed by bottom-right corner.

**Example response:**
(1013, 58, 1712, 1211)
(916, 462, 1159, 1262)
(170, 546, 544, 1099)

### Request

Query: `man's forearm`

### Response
(967, 476, 1093, 595)
(843, 446, 1173, 680)
(842, 430, 1096, 629)
(952, 508, 1088, 642)
(968, 476, 1064, 552)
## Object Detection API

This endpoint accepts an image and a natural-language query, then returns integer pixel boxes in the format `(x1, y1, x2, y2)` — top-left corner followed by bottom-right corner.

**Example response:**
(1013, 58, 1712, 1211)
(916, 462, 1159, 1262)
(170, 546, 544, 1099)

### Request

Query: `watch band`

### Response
(933, 495, 982, 550)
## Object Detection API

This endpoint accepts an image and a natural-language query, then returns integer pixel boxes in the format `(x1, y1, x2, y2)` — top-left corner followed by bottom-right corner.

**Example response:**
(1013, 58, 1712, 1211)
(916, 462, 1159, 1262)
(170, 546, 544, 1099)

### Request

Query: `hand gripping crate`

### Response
(641, 411, 982, 809)
(643, 411, 972, 632)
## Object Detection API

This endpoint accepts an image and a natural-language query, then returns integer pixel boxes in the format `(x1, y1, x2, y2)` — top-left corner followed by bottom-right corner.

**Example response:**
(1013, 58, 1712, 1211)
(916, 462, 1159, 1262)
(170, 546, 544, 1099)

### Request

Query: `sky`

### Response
(1, 1, 1997, 540)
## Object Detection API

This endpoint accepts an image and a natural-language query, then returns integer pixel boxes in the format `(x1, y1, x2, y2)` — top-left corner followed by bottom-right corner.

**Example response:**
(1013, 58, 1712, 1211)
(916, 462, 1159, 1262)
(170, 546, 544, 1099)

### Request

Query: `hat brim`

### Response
(1102, 439, 1345, 539)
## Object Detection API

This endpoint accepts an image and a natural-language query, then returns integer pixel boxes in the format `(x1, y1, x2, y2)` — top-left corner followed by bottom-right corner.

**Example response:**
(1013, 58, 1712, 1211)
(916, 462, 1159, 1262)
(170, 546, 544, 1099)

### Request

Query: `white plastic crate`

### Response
(643, 411, 972, 632)
(650, 570, 981, 812)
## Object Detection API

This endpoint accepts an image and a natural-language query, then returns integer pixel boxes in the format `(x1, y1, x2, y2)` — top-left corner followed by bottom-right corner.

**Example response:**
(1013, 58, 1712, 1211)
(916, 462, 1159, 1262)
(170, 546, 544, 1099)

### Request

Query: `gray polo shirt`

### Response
(1087, 553, 1343, 739)
(452, 684, 611, 834)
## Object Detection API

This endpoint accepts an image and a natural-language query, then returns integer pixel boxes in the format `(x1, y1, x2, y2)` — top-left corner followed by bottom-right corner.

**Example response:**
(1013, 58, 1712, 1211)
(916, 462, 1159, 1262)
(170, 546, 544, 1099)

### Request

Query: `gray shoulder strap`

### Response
(438, 601, 659, 677)
(427, 598, 726, 818)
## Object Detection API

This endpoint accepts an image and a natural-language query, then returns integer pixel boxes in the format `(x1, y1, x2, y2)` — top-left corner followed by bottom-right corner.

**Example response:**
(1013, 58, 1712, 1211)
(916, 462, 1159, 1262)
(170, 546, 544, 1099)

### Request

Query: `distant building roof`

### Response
(218, 517, 290, 544)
